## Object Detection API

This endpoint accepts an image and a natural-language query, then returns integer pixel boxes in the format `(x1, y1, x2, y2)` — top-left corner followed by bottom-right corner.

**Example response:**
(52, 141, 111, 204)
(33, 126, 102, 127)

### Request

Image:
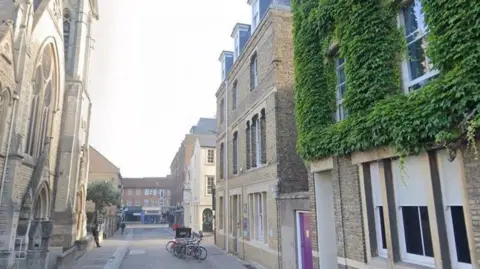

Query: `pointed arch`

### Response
(25, 38, 61, 157)
(0, 86, 13, 150)
(32, 180, 50, 220)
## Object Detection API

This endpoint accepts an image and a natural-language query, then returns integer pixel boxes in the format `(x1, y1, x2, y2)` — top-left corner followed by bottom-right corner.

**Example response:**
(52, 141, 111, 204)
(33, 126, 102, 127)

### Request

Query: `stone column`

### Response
(50, 82, 83, 249)
(26, 220, 53, 269)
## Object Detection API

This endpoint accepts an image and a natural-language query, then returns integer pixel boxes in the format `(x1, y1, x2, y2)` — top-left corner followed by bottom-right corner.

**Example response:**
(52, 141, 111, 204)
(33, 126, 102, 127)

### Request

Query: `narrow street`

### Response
(118, 225, 253, 269)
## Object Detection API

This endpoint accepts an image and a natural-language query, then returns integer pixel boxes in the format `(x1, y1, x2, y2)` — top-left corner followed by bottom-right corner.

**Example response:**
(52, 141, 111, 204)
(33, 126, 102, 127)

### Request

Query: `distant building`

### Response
(185, 136, 216, 233)
(122, 177, 173, 223)
(169, 117, 216, 225)
(88, 146, 122, 237)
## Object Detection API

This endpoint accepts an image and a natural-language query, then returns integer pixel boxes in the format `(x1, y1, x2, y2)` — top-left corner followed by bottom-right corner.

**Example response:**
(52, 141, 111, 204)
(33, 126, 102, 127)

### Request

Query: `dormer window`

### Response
(252, 0, 260, 33)
(234, 34, 240, 60)
(221, 60, 226, 81)
(219, 51, 234, 81)
(231, 24, 251, 62)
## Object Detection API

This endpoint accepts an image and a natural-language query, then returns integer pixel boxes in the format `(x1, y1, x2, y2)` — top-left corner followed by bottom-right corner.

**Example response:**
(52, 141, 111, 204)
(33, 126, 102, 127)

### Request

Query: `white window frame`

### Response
(335, 58, 347, 121)
(255, 193, 264, 241)
(399, 0, 439, 93)
(144, 199, 149, 206)
(252, 0, 260, 33)
(144, 189, 149, 195)
(221, 59, 226, 81)
(234, 34, 240, 61)
(127, 189, 132, 195)
(254, 117, 261, 167)
(437, 150, 472, 269)
(127, 200, 132, 206)
(393, 157, 435, 267)
(371, 162, 388, 258)
(207, 149, 215, 164)
(152, 189, 157, 196)
(206, 176, 215, 195)
(135, 200, 140, 206)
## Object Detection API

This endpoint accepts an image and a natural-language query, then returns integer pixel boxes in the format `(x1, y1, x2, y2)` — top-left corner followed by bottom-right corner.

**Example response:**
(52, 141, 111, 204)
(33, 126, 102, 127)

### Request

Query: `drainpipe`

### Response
(0, 93, 20, 208)
(224, 78, 229, 253)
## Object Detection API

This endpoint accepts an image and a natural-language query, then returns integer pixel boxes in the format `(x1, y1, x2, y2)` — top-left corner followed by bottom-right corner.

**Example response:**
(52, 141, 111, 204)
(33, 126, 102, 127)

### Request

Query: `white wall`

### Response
(190, 139, 216, 231)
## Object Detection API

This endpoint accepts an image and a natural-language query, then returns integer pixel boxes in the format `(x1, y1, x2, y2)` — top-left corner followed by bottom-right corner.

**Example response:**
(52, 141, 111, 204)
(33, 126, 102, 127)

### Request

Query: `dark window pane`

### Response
(419, 206, 434, 257)
(407, 38, 428, 80)
(451, 206, 471, 264)
(403, 206, 423, 255)
(378, 206, 387, 249)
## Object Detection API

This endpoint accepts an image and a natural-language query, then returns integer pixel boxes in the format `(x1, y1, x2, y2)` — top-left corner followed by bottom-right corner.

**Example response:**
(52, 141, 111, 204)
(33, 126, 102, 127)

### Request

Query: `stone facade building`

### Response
(214, 1, 308, 268)
(292, 1, 479, 269)
(0, 0, 98, 268)
(185, 135, 216, 233)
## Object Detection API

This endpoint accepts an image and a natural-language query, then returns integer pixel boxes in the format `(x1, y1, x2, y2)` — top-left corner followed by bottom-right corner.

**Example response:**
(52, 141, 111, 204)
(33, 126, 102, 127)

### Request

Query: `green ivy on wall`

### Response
(292, 0, 480, 161)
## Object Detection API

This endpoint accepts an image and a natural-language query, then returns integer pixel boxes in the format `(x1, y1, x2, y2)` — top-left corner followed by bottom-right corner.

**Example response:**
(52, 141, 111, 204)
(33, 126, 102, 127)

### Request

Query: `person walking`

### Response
(120, 222, 126, 235)
(92, 225, 101, 248)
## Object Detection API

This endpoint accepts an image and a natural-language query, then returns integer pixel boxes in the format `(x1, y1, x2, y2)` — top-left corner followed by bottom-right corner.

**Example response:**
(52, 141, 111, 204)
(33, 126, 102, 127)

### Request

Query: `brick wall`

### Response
(214, 8, 307, 269)
(461, 143, 480, 266)
(122, 188, 169, 207)
(332, 156, 367, 263)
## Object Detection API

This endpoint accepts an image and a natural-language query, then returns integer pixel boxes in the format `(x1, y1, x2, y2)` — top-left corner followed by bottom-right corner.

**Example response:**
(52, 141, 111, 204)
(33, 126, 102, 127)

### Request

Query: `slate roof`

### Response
(198, 135, 216, 148)
(190, 118, 216, 135)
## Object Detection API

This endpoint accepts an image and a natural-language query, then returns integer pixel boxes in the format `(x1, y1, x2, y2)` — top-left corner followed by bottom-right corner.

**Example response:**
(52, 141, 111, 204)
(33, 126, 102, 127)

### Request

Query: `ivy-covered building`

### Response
(293, 0, 479, 269)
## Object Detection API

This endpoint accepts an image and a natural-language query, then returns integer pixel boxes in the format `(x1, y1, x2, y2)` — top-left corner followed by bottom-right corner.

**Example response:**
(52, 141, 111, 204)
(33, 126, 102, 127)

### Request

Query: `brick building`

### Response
(88, 146, 122, 237)
(0, 1, 98, 268)
(122, 177, 173, 223)
(169, 117, 216, 224)
(214, 1, 308, 268)
(293, 1, 479, 269)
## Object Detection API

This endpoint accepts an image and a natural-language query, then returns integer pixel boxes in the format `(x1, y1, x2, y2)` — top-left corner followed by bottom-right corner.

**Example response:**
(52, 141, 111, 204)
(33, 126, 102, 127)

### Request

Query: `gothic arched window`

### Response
(33, 0, 42, 11)
(0, 86, 12, 148)
(63, 9, 71, 64)
(25, 45, 56, 157)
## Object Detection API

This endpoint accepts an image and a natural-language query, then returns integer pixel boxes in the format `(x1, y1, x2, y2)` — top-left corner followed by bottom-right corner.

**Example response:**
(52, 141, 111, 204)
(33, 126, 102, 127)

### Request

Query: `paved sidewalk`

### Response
(70, 230, 130, 269)
(203, 243, 251, 269)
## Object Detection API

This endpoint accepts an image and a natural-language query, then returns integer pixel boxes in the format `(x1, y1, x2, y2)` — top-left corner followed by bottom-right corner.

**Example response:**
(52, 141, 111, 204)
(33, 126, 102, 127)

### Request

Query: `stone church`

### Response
(0, 0, 98, 268)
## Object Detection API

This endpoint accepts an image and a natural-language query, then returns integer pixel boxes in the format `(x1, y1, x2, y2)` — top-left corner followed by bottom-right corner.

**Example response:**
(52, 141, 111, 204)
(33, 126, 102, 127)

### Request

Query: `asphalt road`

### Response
(119, 225, 248, 269)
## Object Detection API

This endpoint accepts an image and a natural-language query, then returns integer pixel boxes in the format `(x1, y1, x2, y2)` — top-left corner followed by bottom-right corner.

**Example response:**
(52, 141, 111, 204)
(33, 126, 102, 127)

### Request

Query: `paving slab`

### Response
(70, 230, 130, 269)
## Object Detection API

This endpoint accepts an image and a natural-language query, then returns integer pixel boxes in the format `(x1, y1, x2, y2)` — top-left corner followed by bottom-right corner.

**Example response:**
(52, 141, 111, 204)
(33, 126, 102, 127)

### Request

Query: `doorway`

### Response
(296, 211, 314, 269)
(231, 194, 242, 254)
(202, 208, 213, 232)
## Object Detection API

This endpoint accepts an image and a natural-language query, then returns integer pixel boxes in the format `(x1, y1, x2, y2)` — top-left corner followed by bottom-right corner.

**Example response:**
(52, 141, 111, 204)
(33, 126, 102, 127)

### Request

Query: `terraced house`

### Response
(293, 1, 479, 269)
(0, 0, 98, 268)
(215, 1, 309, 268)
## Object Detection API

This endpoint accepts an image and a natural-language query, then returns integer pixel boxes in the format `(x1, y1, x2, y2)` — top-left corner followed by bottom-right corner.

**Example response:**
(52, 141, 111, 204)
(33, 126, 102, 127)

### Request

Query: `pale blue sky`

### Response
(88, 0, 251, 177)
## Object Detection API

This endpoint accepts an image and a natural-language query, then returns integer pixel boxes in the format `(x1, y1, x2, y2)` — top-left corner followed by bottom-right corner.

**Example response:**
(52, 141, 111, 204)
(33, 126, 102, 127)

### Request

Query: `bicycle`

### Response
(168, 236, 207, 260)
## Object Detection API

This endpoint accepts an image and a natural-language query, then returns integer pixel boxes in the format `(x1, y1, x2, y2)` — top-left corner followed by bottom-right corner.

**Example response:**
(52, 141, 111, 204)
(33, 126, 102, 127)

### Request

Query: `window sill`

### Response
(368, 257, 434, 269)
(246, 163, 267, 173)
